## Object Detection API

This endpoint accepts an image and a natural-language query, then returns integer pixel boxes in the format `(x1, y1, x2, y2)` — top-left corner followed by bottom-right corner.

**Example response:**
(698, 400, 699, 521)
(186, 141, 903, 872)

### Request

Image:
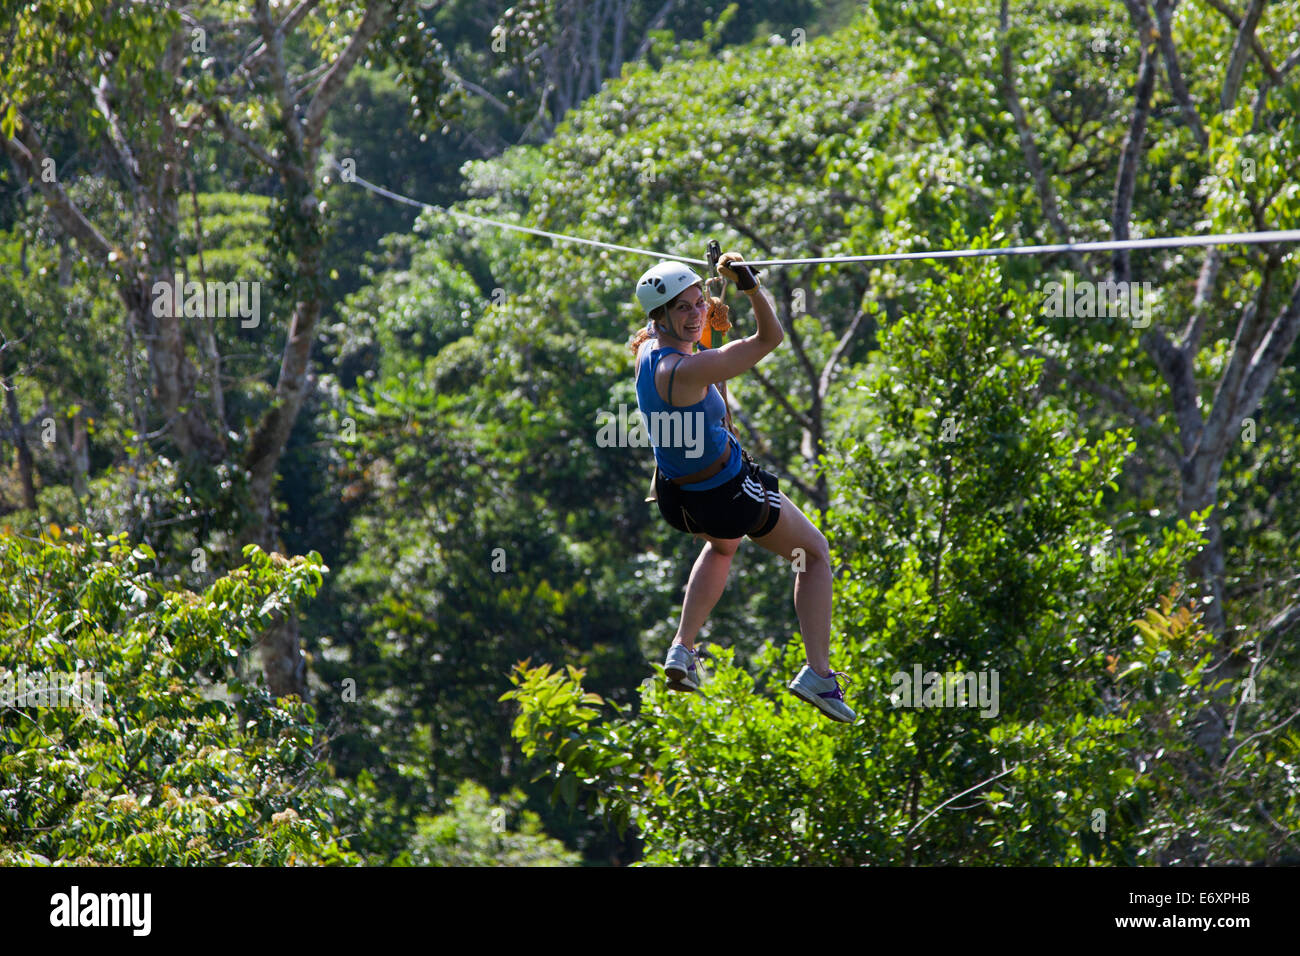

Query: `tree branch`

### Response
(207, 102, 283, 172)
(1113, 0, 1159, 285)
(998, 0, 1092, 279)
(634, 0, 677, 62)
(1198, 0, 1281, 84)
(731, 401, 820, 502)
(1237, 272, 1300, 421)
(908, 763, 1020, 836)
(1206, 251, 1278, 448)
(302, 1, 393, 148)
(1227, 0, 1271, 109)
(222, 0, 323, 96)
(88, 70, 141, 181)
(1153, 0, 1209, 149)
(1256, 600, 1300, 652)
(253, 0, 306, 159)
(818, 306, 870, 400)
(0, 115, 121, 266)
(1035, 349, 1180, 466)
(445, 67, 511, 116)
(1179, 246, 1223, 353)
(1141, 326, 1203, 456)
(748, 364, 815, 434)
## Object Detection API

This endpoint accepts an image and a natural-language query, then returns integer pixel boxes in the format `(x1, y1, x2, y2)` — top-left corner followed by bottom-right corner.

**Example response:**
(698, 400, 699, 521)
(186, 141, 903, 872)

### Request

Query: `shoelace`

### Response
(824, 670, 851, 701)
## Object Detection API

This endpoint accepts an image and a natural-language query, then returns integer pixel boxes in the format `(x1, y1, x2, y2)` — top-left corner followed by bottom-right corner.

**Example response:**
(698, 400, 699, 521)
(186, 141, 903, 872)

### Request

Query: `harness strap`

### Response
(666, 355, 682, 406)
(680, 503, 701, 535)
(667, 440, 731, 486)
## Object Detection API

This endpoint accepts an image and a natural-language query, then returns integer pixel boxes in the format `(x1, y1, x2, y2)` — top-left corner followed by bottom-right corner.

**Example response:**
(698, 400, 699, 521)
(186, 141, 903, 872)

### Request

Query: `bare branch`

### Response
(446, 68, 511, 116)
(908, 763, 1020, 836)
(748, 364, 815, 434)
(223, 0, 323, 96)
(1198, 0, 1281, 84)
(1113, 0, 1159, 285)
(302, 1, 394, 148)
(1224, 0, 1271, 105)
(1237, 273, 1300, 419)
(1186, 250, 1298, 485)
(819, 307, 870, 400)
(780, 294, 821, 390)
(998, 0, 1092, 279)
(634, 0, 676, 62)
(208, 102, 283, 172)
(0, 115, 121, 266)
(291, 61, 333, 103)
(730, 402, 820, 502)
(1179, 246, 1223, 352)
(1223, 705, 1300, 772)
(253, 0, 304, 159)
(88, 70, 141, 181)
(1256, 600, 1300, 651)
(1153, 0, 1208, 149)
(1141, 326, 1203, 456)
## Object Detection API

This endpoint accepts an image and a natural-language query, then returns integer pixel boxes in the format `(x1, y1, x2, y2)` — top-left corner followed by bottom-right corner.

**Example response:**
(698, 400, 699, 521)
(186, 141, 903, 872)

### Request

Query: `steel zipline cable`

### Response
(335, 161, 1300, 267)
(336, 163, 703, 265)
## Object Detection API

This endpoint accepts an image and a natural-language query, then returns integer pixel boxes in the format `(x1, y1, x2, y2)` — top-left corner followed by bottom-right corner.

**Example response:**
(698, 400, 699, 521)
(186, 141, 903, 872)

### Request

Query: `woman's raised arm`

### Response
(672, 285, 782, 388)
(673, 252, 782, 389)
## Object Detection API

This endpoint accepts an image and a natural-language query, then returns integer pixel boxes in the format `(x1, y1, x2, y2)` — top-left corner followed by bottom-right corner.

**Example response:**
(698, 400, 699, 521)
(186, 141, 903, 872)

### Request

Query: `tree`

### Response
(0, 0, 455, 698)
(400, 780, 580, 866)
(500, 254, 1286, 865)
(986, 0, 1300, 757)
(0, 526, 366, 865)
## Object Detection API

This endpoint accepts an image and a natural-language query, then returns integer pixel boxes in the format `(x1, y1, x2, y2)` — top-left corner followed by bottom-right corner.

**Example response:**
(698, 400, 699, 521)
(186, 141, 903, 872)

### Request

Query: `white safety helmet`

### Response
(635, 261, 703, 316)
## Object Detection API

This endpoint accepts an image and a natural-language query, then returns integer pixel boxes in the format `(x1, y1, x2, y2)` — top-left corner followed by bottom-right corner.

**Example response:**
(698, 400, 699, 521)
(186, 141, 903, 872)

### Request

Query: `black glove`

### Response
(718, 252, 760, 291)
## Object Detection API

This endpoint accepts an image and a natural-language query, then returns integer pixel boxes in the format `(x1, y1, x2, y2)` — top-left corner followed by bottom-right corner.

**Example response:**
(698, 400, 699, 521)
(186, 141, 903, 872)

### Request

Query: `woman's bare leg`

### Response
(672, 534, 741, 650)
(748, 493, 833, 677)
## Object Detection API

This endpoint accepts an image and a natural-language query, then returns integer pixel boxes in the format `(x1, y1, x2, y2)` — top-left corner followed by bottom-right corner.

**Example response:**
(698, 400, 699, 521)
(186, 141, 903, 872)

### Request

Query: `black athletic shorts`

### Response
(655, 455, 782, 540)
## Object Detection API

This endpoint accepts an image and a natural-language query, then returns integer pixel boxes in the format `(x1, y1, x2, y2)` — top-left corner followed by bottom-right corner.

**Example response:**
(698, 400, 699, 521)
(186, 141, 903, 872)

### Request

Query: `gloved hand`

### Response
(717, 251, 760, 291)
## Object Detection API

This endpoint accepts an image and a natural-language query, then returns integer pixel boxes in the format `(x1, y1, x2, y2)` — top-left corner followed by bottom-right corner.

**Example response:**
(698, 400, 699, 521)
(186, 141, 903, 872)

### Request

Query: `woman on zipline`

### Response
(628, 252, 854, 722)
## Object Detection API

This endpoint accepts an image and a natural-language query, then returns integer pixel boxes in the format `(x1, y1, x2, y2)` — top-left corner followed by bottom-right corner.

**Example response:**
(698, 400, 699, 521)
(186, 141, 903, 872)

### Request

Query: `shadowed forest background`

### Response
(1, 0, 1298, 866)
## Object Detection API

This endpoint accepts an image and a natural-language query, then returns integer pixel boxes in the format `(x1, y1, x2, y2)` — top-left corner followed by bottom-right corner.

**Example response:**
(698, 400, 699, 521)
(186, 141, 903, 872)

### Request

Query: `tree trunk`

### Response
(3, 376, 38, 511)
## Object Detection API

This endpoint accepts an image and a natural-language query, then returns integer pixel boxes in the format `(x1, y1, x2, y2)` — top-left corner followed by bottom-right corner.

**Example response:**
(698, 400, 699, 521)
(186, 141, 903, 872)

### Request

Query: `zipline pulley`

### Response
(703, 239, 732, 350)
(704, 239, 738, 439)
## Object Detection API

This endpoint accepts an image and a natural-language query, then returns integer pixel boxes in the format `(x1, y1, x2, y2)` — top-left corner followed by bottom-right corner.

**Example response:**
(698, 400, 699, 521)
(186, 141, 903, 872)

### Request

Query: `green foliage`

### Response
(399, 780, 580, 867)
(501, 257, 1257, 865)
(0, 527, 361, 865)
(5, 0, 1299, 868)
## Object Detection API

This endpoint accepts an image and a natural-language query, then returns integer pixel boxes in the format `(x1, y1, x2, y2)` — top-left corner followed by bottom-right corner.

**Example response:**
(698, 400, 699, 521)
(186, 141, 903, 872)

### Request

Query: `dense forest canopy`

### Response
(1, 0, 1297, 866)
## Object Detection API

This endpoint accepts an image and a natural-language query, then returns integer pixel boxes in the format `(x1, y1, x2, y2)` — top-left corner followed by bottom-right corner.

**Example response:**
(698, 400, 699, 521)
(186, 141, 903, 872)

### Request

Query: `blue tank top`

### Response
(635, 341, 743, 491)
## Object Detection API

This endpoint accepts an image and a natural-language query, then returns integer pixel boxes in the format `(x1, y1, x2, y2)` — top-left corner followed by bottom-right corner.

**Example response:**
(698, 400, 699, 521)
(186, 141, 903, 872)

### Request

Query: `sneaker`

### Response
(788, 665, 855, 722)
(663, 642, 701, 692)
